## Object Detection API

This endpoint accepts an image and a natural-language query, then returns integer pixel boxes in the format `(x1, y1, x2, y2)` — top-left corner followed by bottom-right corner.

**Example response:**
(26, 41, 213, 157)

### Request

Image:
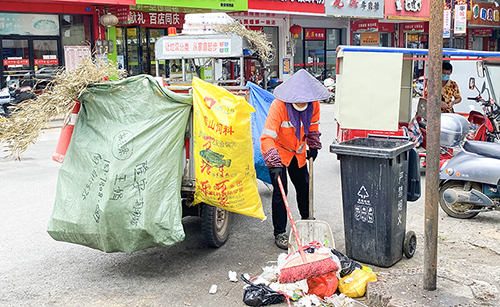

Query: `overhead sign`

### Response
(326, 0, 384, 18)
(385, 0, 430, 20)
(454, 4, 467, 34)
(125, 11, 185, 28)
(305, 28, 326, 40)
(470, 1, 500, 26)
(402, 22, 428, 33)
(351, 20, 395, 33)
(473, 28, 492, 37)
(248, 0, 325, 15)
(136, 0, 247, 11)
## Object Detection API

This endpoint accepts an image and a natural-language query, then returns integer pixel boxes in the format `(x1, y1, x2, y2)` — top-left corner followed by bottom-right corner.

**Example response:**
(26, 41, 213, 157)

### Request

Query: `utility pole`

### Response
(424, 0, 444, 291)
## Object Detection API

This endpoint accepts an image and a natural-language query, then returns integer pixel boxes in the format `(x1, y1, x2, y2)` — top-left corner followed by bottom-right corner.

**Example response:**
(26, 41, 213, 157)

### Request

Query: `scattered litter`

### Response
(242, 274, 286, 306)
(209, 284, 217, 294)
(338, 269, 377, 298)
(243, 273, 251, 280)
(229, 270, 238, 282)
(242, 241, 377, 306)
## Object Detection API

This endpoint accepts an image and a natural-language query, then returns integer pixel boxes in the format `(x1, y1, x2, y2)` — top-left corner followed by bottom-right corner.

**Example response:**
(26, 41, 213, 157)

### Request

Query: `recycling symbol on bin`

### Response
(357, 186, 369, 199)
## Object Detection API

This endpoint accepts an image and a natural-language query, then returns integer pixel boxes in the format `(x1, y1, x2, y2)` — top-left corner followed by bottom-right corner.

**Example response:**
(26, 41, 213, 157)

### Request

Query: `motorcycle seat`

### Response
(463, 140, 500, 160)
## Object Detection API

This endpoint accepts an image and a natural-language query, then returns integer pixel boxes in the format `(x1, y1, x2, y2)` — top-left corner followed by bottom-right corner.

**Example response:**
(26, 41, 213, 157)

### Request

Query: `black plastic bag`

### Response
(331, 249, 362, 278)
(241, 274, 286, 307)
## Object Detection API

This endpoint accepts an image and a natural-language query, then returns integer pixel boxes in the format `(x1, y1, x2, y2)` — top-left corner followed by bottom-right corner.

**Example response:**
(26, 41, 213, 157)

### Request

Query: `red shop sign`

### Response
(352, 20, 379, 32)
(305, 28, 326, 40)
(127, 11, 185, 28)
(473, 28, 493, 36)
(3, 59, 29, 66)
(379, 23, 396, 33)
(385, 0, 430, 20)
(248, 0, 325, 15)
(403, 22, 429, 33)
(34, 59, 59, 65)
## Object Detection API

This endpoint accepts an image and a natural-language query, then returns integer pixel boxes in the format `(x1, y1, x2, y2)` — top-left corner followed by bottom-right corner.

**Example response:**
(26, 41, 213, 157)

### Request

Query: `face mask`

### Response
(442, 74, 450, 81)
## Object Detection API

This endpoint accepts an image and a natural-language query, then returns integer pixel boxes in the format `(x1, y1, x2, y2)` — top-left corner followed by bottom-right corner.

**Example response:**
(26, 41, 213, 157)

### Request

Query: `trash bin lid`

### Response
(330, 138, 414, 159)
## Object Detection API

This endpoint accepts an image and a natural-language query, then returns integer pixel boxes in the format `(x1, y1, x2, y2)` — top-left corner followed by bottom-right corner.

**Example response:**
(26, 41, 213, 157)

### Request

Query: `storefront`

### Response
(108, 0, 247, 77)
(384, 0, 430, 48)
(0, 0, 121, 89)
(350, 20, 396, 47)
(468, 1, 500, 51)
(401, 22, 429, 49)
(244, 0, 349, 81)
(327, 0, 387, 47)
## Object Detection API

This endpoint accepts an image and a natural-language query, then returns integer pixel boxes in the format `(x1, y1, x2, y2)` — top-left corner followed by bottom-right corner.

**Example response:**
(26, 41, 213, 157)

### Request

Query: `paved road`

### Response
(1, 103, 500, 307)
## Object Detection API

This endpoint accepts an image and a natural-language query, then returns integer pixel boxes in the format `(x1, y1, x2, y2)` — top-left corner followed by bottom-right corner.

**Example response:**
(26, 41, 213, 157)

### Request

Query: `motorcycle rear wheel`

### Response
(438, 181, 481, 219)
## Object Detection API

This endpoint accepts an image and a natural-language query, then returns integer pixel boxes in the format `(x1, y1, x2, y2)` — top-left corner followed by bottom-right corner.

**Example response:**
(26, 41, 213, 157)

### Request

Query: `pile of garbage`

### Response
(222, 242, 377, 307)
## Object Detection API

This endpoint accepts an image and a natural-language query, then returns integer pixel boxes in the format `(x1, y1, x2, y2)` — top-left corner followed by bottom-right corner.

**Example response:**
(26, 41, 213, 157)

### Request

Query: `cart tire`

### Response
(202, 203, 230, 248)
(403, 230, 417, 259)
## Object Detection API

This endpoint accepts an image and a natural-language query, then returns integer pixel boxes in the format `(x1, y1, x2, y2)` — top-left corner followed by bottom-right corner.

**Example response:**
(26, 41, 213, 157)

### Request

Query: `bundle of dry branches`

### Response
(214, 21, 275, 62)
(0, 55, 126, 159)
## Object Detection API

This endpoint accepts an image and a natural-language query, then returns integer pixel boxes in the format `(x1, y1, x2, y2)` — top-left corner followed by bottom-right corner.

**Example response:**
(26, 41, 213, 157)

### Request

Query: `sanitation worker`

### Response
(261, 69, 330, 249)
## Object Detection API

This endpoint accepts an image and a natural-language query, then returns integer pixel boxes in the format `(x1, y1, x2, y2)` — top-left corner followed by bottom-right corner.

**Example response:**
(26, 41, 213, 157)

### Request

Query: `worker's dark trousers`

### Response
(270, 156, 309, 236)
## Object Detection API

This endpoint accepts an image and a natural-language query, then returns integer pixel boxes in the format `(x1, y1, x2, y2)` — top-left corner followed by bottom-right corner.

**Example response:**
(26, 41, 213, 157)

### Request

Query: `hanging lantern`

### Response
(289, 24, 303, 38)
(100, 13, 118, 27)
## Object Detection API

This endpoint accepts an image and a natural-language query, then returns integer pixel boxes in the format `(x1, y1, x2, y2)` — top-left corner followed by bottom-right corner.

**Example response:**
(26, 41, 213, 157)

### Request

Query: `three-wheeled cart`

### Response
(154, 33, 253, 247)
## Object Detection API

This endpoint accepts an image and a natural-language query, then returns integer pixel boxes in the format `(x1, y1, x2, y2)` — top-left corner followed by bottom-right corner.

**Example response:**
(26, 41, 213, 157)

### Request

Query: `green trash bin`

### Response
(330, 137, 417, 267)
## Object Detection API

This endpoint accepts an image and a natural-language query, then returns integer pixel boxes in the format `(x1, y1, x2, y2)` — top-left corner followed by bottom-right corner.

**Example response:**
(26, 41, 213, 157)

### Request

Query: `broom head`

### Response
(278, 253, 338, 284)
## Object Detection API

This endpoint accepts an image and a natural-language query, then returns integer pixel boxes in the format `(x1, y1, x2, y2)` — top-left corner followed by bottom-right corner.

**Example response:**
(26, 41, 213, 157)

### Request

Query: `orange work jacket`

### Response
(261, 99, 321, 168)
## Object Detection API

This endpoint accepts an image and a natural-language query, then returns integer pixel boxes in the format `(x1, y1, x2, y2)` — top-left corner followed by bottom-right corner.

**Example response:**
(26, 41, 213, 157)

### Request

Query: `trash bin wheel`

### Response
(403, 230, 417, 258)
(201, 203, 230, 248)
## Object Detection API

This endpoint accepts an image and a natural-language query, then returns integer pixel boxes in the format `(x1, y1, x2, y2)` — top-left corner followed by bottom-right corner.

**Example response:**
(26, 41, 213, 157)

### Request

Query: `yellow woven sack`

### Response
(192, 77, 265, 220)
(338, 268, 377, 298)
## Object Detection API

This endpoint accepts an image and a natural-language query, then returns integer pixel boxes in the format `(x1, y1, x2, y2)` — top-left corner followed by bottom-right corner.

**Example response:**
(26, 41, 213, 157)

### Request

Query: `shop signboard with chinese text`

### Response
(108, 6, 131, 23)
(121, 11, 185, 28)
(473, 28, 492, 37)
(326, 0, 383, 18)
(64, 46, 92, 72)
(52, 0, 136, 4)
(443, 9, 451, 38)
(470, 1, 500, 27)
(402, 22, 428, 33)
(305, 28, 326, 40)
(248, 0, 325, 14)
(230, 12, 278, 27)
(361, 33, 379, 45)
(0, 13, 59, 35)
(352, 20, 395, 33)
(454, 4, 467, 34)
(136, 0, 247, 11)
(385, 0, 430, 20)
(155, 34, 248, 60)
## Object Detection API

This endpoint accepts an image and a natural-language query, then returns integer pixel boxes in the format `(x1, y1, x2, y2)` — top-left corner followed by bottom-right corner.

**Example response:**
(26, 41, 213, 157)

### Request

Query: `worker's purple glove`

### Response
(307, 148, 318, 161)
(269, 167, 282, 181)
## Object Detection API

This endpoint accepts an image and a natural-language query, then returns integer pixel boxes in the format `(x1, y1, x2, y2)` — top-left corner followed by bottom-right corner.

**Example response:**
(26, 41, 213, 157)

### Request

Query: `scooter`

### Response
(465, 77, 500, 143)
(322, 77, 335, 104)
(439, 113, 500, 219)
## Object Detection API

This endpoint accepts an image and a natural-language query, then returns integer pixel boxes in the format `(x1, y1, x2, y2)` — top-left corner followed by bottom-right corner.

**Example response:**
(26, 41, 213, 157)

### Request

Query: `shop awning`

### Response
(337, 45, 500, 58)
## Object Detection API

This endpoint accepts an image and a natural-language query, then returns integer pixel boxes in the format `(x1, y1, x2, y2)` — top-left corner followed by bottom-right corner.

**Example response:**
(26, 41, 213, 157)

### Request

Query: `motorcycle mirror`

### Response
(469, 77, 475, 90)
(481, 81, 486, 94)
(476, 61, 485, 78)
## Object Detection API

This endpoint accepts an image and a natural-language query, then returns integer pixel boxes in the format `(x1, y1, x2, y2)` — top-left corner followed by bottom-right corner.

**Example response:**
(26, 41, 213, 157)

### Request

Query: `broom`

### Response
(277, 175, 338, 284)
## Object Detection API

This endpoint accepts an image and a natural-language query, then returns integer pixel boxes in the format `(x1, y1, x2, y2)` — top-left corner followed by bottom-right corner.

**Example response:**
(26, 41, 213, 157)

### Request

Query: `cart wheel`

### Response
(403, 230, 417, 258)
(202, 203, 230, 248)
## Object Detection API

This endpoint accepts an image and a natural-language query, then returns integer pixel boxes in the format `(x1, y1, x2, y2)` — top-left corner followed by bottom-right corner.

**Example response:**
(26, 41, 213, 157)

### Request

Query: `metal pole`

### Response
(240, 56, 245, 86)
(450, 0, 455, 48)
(155, 60, 159, 77)
(182, 58, 186, 82)
(424, 0, 444, 291)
